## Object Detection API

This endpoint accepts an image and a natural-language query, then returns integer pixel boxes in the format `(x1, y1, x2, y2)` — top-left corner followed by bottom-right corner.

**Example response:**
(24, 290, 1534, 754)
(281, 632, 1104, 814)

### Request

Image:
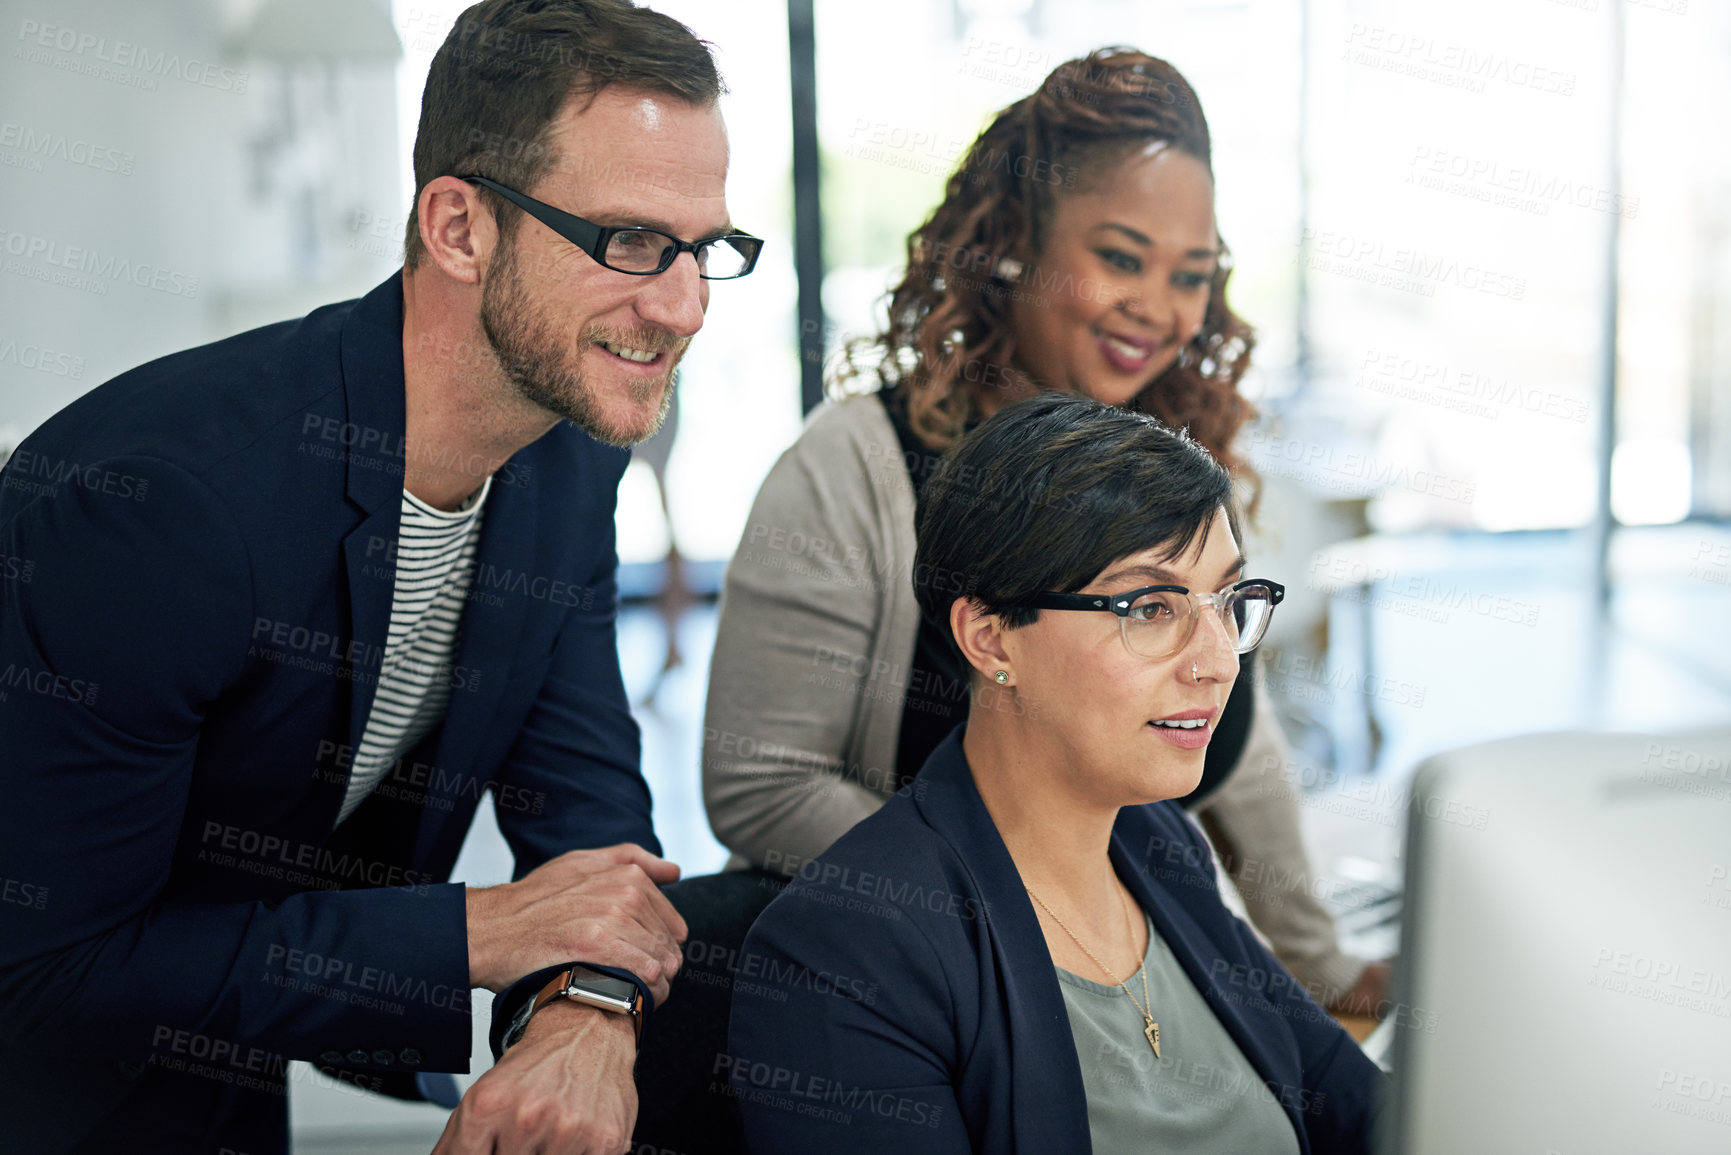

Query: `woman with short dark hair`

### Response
(727, 394, 1381, 1154)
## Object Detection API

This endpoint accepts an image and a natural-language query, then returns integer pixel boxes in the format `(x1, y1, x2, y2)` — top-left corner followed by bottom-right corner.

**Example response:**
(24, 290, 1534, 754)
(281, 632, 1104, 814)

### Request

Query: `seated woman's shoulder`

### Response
(789, 389, 897, 459)
(751, 788, 983, 951)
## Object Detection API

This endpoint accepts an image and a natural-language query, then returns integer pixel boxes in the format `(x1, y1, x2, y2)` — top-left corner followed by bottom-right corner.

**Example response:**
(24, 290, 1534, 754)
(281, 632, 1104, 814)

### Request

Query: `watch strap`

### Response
(501, 963, 648, 1050)
(525, 968, 576, 1020)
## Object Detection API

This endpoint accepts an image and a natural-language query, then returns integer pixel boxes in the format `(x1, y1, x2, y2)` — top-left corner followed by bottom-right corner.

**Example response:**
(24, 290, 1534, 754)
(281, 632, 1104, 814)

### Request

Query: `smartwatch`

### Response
(502, 965, 644, 1050)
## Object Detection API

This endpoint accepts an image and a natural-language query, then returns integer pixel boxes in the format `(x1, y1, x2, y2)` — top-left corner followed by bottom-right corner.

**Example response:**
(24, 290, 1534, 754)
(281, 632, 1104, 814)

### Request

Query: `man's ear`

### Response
(417, 176, 494, 285)
(949, 597, 1015, 686)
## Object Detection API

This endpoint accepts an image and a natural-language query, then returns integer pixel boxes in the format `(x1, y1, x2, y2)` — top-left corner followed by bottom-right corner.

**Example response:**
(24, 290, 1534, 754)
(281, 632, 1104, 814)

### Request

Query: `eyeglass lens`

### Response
(602, 230, 754, 278)
(1120, 586, 1276, 659)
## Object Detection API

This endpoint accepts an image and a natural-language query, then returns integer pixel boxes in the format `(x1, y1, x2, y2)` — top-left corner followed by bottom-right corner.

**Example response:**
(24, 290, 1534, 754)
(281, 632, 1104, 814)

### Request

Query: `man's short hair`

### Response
(404, 0, 723, 269)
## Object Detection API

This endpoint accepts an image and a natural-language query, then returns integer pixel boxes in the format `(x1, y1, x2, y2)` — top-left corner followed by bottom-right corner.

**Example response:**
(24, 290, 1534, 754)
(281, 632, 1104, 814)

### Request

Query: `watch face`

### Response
(566, 967, 639, 1005)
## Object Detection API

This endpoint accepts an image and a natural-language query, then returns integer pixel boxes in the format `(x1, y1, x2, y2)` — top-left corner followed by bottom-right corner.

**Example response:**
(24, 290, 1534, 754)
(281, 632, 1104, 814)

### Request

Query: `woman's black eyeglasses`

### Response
(1029, 579, 1286, 661)
(460, 174, 764, 280)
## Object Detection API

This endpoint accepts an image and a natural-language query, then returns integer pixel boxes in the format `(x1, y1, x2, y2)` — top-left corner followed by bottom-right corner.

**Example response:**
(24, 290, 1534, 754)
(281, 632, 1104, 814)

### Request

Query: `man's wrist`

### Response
(490, 961, 655, 1059)
(504, 964, 647, 1051)
(520, 997, 637, 1049)
(464, 884, 502, 991)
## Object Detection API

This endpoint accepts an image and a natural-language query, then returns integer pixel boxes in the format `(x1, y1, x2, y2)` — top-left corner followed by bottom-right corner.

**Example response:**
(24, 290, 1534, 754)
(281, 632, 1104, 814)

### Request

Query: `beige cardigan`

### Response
(702, 393, 1368, 998)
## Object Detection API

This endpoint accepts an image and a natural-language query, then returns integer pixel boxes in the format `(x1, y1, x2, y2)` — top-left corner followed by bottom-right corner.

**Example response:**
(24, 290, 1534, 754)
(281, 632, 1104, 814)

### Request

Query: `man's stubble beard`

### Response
(480, 236, 683, 449)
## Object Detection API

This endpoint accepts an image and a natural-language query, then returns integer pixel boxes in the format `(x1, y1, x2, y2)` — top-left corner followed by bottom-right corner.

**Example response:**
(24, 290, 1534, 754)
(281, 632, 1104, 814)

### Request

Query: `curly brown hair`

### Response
(835, 47, 1257, 478)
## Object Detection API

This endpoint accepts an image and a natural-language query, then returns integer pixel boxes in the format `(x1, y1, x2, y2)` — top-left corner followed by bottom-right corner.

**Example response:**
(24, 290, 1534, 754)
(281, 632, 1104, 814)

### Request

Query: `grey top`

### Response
(703, 392, 1369, 996)
(1057, 914, 1304, 1155)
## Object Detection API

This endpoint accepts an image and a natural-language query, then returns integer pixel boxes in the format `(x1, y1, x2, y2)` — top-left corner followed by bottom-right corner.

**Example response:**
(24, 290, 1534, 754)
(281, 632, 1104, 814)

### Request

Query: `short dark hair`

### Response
(404, 0, 723, 269)
(913, 393, 1239, 646)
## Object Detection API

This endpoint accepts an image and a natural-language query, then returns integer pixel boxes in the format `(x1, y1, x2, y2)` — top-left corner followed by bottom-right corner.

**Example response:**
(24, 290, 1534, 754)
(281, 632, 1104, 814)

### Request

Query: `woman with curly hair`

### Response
(702, 48, 1384, 1015)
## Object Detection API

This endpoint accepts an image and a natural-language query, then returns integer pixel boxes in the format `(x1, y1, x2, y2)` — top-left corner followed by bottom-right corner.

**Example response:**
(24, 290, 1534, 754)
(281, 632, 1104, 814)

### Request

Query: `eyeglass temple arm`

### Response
(1028, 589, 1185, 616)
(1030, 581, 1286, 615)
(459, 175, 603, 254)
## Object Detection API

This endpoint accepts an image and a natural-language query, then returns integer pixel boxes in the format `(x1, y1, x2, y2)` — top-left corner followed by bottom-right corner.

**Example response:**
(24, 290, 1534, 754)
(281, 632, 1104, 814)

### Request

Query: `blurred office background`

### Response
(2, 0, 1729, 1148)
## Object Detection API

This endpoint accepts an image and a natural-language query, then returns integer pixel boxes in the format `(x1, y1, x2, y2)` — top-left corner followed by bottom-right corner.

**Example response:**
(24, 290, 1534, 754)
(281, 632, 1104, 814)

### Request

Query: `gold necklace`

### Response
(1027, 882, 1161, 1058)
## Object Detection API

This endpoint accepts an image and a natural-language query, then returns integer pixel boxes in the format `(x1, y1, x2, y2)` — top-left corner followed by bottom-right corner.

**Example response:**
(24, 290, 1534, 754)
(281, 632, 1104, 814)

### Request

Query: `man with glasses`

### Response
(0, 2, 753, 1152)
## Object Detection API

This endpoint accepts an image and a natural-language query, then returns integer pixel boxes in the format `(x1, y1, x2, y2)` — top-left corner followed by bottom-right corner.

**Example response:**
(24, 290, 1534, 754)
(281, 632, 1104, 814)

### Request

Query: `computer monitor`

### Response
(1381, 726, 1731, 1154)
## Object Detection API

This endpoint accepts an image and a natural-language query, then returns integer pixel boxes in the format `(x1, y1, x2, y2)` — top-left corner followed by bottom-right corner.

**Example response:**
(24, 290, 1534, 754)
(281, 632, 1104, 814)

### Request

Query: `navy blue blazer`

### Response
(0, 274, 655, 1153)
(727, 728, 1382, 1154)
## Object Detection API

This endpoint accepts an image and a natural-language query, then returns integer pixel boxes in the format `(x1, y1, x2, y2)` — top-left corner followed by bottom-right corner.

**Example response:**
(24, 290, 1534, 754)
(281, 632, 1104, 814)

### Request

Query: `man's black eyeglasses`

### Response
(1029, 579, 1286, 661)
(460, 174, 763, 280)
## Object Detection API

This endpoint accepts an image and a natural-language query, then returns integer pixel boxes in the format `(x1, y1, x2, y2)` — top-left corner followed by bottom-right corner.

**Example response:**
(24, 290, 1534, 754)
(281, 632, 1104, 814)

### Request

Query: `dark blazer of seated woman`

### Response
(725, 730, 1380, 1154)
(725, 394, 1383, 1154)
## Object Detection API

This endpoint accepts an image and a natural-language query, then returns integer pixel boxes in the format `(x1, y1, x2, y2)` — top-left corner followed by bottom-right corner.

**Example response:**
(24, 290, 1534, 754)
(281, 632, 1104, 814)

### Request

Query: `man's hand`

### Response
(467, 843, 686, 1003)
(432, 1000, 637, 1155)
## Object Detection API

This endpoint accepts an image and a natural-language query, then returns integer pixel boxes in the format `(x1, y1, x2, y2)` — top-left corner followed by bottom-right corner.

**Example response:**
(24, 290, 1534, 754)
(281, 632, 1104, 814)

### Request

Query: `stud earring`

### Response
(993, 257, 1023, 283)
(994, 670, 1010, 685)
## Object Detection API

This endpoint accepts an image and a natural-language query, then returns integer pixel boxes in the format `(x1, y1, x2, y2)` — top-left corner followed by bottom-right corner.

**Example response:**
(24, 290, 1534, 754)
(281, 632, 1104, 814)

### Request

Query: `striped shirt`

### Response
(337, 478, 492, 824)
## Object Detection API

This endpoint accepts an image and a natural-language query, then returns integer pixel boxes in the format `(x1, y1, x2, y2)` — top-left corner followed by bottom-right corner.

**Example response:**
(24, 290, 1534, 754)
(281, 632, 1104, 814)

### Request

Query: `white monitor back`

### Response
(1384, 727, 1731, 1155)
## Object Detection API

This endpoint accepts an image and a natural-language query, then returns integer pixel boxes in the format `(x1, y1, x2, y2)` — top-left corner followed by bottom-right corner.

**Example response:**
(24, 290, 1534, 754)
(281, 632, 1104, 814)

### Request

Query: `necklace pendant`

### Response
(1144, 1020, 1161, 1059)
